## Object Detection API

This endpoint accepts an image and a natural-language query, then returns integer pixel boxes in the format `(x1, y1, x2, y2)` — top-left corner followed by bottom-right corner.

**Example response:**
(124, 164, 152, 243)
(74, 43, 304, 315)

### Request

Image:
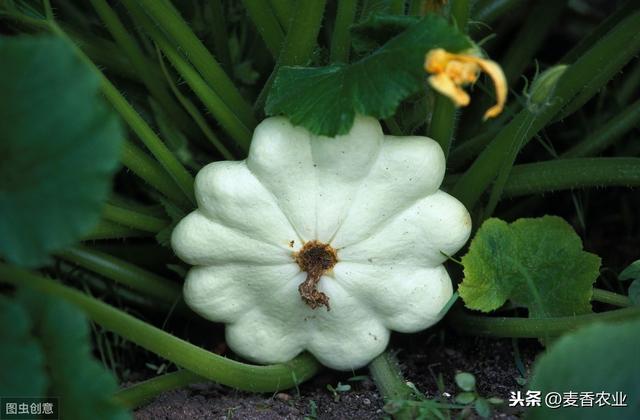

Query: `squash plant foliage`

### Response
(1, 1, 639, 418)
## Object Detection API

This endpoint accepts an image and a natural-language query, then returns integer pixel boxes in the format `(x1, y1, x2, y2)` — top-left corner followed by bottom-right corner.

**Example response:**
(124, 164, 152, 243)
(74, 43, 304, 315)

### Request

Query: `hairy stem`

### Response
(155, 46, 236, 160)
(369, 351, 415, 420)
(452, 9, 640, 209)
(254, 0, 326, 111)
(503, 158, 640, 197)
(116, 370, 204, 408)
(561, 98, 640, 158)
(447, 305, 640, 338)
(120, 141, 191, 208)
(330, 0, 358, 63)
(123, 0, 252, 151)
(0, 263, 321, 392)
(83, 220, 149, 241)
(135, 0, 256, 129)
(89, 0, 197, 137)
(242, 0, 285, 59)
(102, 203, 169, 233)
(56, 246, 182, 306)
(592, 288, 632, 308)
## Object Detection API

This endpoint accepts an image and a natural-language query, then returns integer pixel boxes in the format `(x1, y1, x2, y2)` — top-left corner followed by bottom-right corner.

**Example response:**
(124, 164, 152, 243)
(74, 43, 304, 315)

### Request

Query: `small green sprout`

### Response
(326, 382, 352, 402)
(453, 372, 504, 418)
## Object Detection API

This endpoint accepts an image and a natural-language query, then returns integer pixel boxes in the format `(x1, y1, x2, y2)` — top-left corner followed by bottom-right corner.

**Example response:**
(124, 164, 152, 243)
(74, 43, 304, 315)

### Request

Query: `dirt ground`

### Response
(133, 329, 539, 419)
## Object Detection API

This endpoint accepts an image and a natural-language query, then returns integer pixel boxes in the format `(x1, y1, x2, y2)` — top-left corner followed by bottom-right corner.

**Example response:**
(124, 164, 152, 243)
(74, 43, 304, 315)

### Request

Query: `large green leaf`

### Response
(527, 319, 640, 419)
(265, 14, 472, 136)
(350, 14, 418, 56)
(0, 36, 123, 267)
(0, 290, 131, 420)
(458, 216, 601, 318)
(0, 297, 47, 396)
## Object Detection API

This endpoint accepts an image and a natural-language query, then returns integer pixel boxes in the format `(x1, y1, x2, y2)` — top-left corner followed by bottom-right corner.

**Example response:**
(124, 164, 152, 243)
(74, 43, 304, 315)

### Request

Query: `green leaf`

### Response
(628, 280, 640, 305)
(474, 398, 491, 418)
(455, 372, 476, 392)
(619, 260, 640, 281)
(350, 13, 418, 56)
(0, 289, 130, 419)
(0, 35, 123, 267)
(0, 297, 47, 396)
(455, 391, 476, 404)
(527, 318, 640, 420)
(459, 216, 601, 318)
(265, 14, 472, 136)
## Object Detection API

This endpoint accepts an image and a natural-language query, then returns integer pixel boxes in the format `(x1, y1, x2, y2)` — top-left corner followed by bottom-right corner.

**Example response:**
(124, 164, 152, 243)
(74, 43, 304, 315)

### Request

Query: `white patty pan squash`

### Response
(171, 115, 472, 371)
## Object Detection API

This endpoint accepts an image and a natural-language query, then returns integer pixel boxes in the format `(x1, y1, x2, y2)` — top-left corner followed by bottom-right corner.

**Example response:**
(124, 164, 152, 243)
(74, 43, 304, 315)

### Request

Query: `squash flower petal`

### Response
(424, 48, 507, 119)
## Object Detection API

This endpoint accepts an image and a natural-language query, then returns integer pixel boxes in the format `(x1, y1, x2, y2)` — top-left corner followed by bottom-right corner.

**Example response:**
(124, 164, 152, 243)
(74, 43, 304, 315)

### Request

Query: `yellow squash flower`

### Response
(424, 48, 507, 119)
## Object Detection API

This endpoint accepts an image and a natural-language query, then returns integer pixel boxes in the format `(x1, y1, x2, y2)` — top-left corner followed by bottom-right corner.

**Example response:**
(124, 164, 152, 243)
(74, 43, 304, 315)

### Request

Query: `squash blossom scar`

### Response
(424, 48, 507, 119)
(294, 240, 338, 310)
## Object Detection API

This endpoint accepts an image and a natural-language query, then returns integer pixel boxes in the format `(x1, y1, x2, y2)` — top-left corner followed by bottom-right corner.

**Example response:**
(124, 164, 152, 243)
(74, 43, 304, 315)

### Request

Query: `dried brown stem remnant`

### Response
(294, 240, 338, 310)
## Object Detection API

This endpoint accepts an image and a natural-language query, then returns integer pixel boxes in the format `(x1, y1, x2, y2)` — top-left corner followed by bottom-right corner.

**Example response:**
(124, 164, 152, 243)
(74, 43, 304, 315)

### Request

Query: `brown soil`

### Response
(133, 330, 539, 419)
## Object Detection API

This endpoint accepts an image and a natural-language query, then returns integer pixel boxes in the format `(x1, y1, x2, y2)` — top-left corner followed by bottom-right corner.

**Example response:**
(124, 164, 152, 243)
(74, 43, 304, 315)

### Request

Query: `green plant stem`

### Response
(557, 10, 640, 120)
(255, 0, 326, 111)
(83, 220, 149, 240)
(2, 9, 195, 207)
(502, 158, 640, 197)
(447, 305, 640, 338)
(123, 0, 252, 151)
(121, 141, 191, 208)
(561, 0, 638, 63)
(242, 0, 285, 59)
(500, 0, 567, 85)
(89, 243, 174, 271)
(279, 0, 326, 67)
(448, 126, 500, 170)
(98, 74, 195, 204)
(471, 0, 521, 25)
(1, 8, 51, 31)
(429, 96, 457, 158)
(384, 117, 404, 135)
(56, 246, 181, 305)
(102, 203, 169, 233)
(450, 0, 470, 31)
(64, 27, 139, 82)
(55, 23, 197, 205)
(452, 9, 640, 209)
(97, 77, 194, 207)
(619, 59, 640, 106)
(592, 288, 632, 308)
(116, 370, 204, 408)
(408, 0, 422, 15)
(369, 351, 415, 420)
(388, 0, 406, 15)
(208, 0, 232, 72)
(428, 0, 468, 158)
(89, 0, 196, 137)
(80, 272, 162, 313)
(562, 98, 640, 158)
(269, 0, 294, 30)
(0, 263, 321, 392)
(330, 0, 358, 63)
(135, 0, 256, 130)
(483, 112, 536, 218)
(155, 46, 236, 160)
